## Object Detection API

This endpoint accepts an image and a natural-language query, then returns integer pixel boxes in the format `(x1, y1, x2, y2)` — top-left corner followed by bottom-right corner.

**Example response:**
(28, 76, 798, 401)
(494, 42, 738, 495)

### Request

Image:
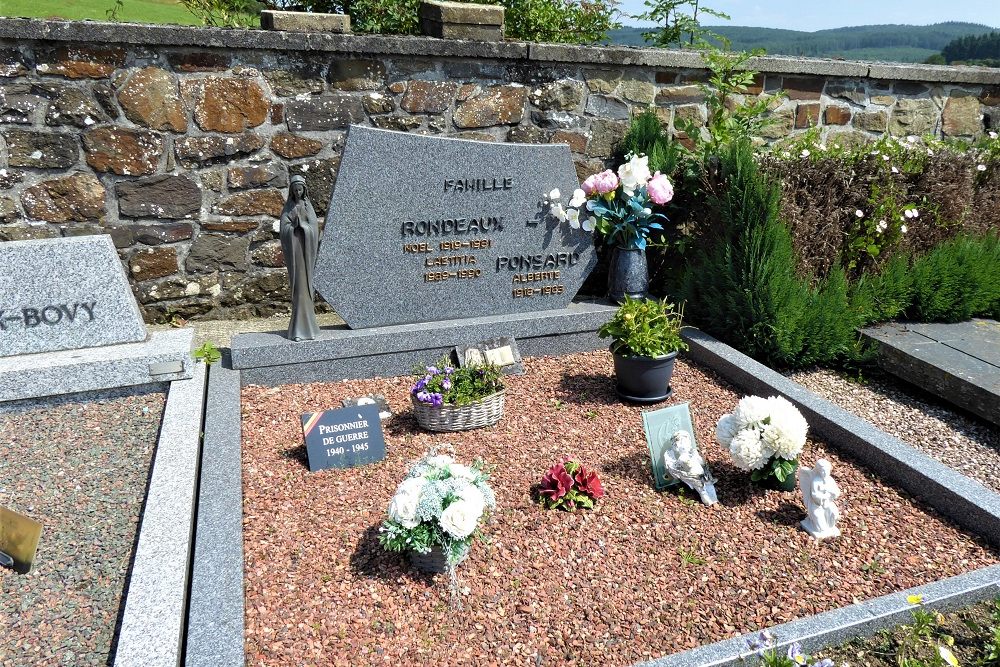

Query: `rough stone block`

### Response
(270, 132, 323, 159)
(175, 134, 264, 166)
(453, 84, 527, 128)
(4, 129, 78, 168)
(117, 175, 201, 219)
(327, 59, 385, 91)
(0, 235, 147, 357)
(83, 126, 163, 176)
(260, 10, 350, 34)
(192, 78, 269, 133)
(824, 104, 852, 126)
(285, 94, 365, 131)
(130, 246, 178, 280)
(117, 66, 187, 131)
(942, 95, 983, 137)
(781, 76, 825, 100)
(21, 172, 105, 223)
(795, 102, 820, 129)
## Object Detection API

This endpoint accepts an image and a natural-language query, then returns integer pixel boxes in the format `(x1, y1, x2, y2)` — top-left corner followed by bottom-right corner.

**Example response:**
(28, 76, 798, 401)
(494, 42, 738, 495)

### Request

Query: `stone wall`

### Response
(1, 19, 998, 322)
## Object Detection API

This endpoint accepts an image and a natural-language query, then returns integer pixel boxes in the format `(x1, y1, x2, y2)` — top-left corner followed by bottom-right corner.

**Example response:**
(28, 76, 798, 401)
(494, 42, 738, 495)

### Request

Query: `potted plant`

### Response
(715, 395, 809, 491)
(598, 297, 689, 403)
(410, 360, 504, 432)
(379, 449, 495, 573)
(537, 459, 605, 511)
(550, 153, 675, 303)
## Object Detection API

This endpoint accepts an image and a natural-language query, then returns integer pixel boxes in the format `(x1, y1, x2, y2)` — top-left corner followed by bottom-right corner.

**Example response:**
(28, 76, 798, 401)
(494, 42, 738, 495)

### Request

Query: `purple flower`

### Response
(412, 378, 428, 392)
(430, 393, 444, 407)
(813, 660, 835, 667)
(442, 379, 452, 391)
(426, 365, 439, 374)
(444, 366, 454, 374)
(415, 390, 431, 404)
(787, 642, 805, 664)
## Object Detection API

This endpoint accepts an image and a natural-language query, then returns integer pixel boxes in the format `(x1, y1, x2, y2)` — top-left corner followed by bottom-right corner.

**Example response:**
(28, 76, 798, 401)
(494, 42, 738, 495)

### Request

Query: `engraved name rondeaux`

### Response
(399, 177, 581, 299)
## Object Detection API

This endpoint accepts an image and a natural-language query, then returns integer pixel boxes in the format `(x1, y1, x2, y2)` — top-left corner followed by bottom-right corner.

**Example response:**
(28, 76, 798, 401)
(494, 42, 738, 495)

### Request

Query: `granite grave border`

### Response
(112, 361, 208, 667)
(189, 327, 1000, 667)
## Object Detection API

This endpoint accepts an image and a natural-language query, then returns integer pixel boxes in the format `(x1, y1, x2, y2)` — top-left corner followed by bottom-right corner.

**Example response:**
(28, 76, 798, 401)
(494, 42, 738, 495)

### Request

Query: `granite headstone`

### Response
(315, 125, 597, 329)
(0, 235, 148, 357)
(300, 402, 387, 472)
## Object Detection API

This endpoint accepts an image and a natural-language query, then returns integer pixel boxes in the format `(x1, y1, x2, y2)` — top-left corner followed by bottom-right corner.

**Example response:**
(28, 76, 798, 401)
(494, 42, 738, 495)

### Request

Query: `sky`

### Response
(617, 0, 1000, 31)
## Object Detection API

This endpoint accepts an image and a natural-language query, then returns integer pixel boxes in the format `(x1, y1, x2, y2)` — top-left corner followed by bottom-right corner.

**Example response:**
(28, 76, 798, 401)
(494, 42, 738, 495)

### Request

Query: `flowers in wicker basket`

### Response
(538, 459, 605, 511)
(410, 360, 503, 407)
(716, 395, 808, 485)
(378, 449, 496, 567)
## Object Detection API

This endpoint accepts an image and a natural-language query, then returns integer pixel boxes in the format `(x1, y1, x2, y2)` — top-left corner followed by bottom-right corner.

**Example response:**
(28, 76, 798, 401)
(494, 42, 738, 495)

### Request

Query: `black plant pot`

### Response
(611, 348, 677, 404)
(607, 246, 649, 304)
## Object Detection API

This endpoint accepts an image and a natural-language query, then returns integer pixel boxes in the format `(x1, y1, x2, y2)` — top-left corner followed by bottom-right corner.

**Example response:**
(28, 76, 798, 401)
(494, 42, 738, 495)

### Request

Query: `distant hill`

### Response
(606, 22, 998, 63)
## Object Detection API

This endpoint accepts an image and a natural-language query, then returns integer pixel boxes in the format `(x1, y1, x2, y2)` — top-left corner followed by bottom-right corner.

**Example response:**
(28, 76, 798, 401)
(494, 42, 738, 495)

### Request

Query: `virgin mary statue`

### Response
(279, 175, 320, 341)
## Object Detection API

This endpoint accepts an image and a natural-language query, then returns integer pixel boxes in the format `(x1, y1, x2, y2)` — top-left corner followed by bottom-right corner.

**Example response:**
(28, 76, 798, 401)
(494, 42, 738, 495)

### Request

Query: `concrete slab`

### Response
(113, 361, 208, 667)
(862, 319, 1000, 426)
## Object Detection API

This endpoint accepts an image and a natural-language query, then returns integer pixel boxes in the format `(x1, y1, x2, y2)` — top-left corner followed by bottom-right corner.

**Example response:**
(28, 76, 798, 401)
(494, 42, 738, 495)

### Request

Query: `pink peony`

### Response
(539, 463, 573, 503)
(574, 465, 604, 500)
(582, 169, 619, 196)
(647, 171, 674, 205)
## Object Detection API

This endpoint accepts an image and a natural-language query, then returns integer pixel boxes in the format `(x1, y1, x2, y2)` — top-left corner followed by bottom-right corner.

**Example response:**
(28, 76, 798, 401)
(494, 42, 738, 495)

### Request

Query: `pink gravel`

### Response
(241, 351, 998, 667)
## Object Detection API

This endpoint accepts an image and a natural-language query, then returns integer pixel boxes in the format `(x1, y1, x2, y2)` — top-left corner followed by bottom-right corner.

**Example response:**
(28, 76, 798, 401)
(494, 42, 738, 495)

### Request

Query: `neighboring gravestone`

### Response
(315, 125, 596, 329)
(300, 402, 387, 472)
(0, 236, 148, 357)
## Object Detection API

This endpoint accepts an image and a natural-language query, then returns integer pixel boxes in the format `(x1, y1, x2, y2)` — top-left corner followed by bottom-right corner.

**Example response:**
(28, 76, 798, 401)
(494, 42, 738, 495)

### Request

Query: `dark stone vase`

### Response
(607, 246, 649, 304)
(760, 460, 799, 491)
(611, 348, 677, 404)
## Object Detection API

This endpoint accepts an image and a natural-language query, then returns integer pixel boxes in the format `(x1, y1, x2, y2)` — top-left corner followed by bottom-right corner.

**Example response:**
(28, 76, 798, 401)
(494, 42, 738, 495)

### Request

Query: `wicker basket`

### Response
(411, 390, 505, 432)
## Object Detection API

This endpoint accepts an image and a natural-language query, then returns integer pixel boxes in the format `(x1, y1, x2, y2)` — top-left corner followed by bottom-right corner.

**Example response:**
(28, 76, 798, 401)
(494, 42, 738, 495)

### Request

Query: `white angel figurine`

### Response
(663, 430, 717, 505)
(798, 459, 841, 539)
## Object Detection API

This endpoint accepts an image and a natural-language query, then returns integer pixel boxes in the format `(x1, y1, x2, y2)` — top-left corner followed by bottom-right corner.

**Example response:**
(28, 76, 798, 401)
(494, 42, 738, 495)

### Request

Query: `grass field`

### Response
(0, 0, 201, 25)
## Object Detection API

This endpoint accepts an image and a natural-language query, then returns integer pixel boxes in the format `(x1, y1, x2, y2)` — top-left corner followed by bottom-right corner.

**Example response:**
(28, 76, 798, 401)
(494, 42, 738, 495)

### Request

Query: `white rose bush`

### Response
(716, 395, 809, 486)
(379, 449, 496, 567)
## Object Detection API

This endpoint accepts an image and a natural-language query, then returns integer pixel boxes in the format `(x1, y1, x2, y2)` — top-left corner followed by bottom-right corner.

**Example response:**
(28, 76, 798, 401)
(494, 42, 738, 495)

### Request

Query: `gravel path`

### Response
(0, 388, 166, 667)
(241, 351, 998, 667)
(788, 368, 1000, 493)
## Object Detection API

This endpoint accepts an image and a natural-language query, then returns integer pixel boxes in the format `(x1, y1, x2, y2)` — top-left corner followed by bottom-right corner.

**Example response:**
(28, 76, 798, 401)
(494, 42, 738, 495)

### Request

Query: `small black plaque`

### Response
(300, 403, 387, 472)
(455, 336, 524, 375)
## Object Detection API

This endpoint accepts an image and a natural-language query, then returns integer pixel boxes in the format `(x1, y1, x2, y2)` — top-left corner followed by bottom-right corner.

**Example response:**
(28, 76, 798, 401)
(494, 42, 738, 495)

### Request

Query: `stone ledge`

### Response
(185, 360, 245, 667)
(3, 18, 999, 85)
(113, 361, 207, 667)
(0, 328, 195, 402)
(260, 10, 351, 34)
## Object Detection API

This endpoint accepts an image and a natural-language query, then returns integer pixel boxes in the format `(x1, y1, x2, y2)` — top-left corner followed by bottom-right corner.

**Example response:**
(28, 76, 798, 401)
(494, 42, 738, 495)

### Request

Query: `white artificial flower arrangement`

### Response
(716, 395, 808, 485)
(379, 448, 495, 567)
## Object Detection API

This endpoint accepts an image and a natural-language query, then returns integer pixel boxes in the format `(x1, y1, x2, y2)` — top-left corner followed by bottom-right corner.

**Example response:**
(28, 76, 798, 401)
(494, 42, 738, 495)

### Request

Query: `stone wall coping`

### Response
(4, 17, 999, 85)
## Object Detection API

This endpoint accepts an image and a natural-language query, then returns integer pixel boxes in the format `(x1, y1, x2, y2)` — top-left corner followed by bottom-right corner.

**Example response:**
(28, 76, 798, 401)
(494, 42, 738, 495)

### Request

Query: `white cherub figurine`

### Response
(663, 430, 717, 505)
(798, 458, 841, 539)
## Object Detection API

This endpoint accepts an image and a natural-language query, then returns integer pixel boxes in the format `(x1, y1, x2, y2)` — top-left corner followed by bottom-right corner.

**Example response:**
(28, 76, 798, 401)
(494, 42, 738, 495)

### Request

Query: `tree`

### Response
(633, 0, 730, 49)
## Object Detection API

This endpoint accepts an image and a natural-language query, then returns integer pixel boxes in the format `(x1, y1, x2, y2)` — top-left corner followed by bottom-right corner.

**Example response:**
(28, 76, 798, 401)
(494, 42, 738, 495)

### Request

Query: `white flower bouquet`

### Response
(715, 395, 808, 486)
(378, 449, 495, 569)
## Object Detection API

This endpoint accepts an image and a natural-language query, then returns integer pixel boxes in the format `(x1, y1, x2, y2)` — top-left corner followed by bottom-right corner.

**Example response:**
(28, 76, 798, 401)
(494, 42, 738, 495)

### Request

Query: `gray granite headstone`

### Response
(0, 235, 148, 357)
(315, 125, 596, 329)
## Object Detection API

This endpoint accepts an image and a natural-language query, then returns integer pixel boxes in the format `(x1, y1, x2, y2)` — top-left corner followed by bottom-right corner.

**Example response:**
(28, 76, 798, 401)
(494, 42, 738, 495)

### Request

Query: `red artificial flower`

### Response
(574, 465, 604, 500)
(539, 462, 573, 503)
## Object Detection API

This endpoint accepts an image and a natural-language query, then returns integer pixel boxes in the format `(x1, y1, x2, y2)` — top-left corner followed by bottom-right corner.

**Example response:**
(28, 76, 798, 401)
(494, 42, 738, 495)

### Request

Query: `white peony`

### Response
(388, 477, 426, 528)
(617, 154, 651, 194)
(439, 500, 482, 539)
(715, 413, 740, 447)
(448, 463, 477, 481)
(569, 188, 587, 208)
(731, 395, 770, 430)
(426, 454, 454, 468)
(566, 207, 581, 229)
(453, 480, 486, 513)
(728, 428, 772, 471)
(763, 396, 808, 459)
(548, 188, 561, 200)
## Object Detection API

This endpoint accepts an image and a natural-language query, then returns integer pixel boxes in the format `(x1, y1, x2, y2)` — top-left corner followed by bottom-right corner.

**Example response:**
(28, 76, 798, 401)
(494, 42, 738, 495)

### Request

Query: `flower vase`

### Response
(607, 246, 649, 304)
(409, 544, 468, 574)
(763, 460, 799, 491)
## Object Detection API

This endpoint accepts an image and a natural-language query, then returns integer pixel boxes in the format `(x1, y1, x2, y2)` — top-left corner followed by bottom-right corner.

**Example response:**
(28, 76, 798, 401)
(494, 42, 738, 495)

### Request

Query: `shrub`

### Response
(597, 297, 688, 358)
(909, 232, 1000, 321)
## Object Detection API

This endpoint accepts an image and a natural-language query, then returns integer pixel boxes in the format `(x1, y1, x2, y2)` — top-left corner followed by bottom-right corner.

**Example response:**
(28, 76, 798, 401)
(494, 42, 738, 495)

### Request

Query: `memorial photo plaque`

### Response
(0, 506, 43, 574)
(641, 403, 697, 491)
(315, 126, 597, 329)
(341, 395, 393, 420)
(455, 336, 524, 375)
(300, 402, 387, 472)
